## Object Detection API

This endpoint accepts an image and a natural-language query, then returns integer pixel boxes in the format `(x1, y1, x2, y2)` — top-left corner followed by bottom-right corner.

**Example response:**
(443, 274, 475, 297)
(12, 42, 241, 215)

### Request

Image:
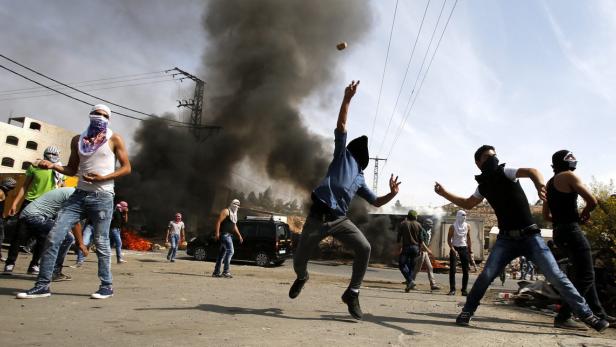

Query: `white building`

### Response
(0, 116, 75, 174)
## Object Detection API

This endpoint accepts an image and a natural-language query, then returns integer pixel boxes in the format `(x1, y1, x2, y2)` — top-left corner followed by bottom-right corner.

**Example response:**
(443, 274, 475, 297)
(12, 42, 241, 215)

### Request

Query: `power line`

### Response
(0, 54, 185, 124)
(368, 0, 399, 150)
(385, 0, 458, 160)
(0, 71, 167, 95)
(376, 0, 431, 156)
(0, 78, 181, 102)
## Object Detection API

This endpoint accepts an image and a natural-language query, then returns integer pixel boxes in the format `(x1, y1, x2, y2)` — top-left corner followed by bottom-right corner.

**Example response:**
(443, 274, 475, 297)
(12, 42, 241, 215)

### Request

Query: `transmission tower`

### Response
(166, 67, 220, 141)
(370, 157, 387, 194)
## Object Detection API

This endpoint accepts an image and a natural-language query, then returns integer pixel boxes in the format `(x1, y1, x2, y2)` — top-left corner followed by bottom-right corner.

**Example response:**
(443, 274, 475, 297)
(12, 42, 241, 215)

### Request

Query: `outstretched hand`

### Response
(434, 182, 445, 197)
(389, 174, 401, 194)
(344, 80, 360, 100)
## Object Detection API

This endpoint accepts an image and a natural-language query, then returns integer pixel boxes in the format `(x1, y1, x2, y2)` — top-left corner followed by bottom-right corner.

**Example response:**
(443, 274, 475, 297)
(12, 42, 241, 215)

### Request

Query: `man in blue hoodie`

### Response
(289, 81, 401, 320)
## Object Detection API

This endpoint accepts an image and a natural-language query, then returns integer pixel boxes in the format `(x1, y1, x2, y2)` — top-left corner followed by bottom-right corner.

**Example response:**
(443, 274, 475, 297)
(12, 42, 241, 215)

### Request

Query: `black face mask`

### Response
(552, 150, 577, 173)
(347, 136, 369, 170)
(480, 155, 500, 173)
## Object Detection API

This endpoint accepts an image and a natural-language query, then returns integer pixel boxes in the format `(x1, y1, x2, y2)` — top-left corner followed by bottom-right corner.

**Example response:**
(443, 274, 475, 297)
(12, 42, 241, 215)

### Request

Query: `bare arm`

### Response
(215, 209, 229, 241)
(336, 81, 359, 132)
(466, 225, 472, 253)
(180, 224, 185, 242)
(568, 172, 597, 222)
(122, 211, 128, 224)
(447, 226, 455, 252)
(9, 175, 33, 215)
(233, 224, 243, 244)
(434, 182, 483, 210)
(542, 200, 552, 222)
(72, 223, 89, 257)
(373, 174, 401, 207)
(39, 136, 80, 176)
(516, 168, 546, 201)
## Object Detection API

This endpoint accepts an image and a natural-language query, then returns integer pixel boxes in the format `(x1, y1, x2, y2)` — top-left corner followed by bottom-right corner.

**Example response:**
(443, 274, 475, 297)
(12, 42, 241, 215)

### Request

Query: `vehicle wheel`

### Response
(194, 246, 207, 261)
(255, 251, 270, 267)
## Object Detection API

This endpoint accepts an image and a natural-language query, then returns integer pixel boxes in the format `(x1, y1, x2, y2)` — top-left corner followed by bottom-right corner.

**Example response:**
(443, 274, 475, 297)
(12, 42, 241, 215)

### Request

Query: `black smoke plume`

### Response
(118, 0, 372, 232)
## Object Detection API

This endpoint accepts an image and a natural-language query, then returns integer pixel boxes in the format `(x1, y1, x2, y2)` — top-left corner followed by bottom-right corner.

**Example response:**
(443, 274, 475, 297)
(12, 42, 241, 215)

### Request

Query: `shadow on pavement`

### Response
(151, 271, 205, 277)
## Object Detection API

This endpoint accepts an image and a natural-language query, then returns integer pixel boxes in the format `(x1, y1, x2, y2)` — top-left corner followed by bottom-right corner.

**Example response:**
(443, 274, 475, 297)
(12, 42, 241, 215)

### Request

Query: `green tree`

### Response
(583, 178, 616, 252)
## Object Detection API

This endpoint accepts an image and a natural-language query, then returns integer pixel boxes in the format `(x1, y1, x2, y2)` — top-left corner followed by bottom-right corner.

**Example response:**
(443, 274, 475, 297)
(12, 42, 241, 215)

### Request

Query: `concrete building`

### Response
(0, 116, 75, 174)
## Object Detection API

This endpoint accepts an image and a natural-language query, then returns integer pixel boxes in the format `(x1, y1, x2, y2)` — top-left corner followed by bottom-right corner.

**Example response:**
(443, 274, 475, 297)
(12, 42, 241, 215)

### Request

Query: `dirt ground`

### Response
(0, 250, 615, 347)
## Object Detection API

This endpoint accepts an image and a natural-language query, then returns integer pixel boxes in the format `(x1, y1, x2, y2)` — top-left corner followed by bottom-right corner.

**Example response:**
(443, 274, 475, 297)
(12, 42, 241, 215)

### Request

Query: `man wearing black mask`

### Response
(289, 81, 401, 320)
(543, 150, 616, 329)
(434, 145, 609, 332)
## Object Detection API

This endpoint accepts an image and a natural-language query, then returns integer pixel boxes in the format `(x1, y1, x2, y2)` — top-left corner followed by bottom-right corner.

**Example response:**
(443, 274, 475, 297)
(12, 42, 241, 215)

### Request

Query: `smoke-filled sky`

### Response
(2, 0, 616, 209)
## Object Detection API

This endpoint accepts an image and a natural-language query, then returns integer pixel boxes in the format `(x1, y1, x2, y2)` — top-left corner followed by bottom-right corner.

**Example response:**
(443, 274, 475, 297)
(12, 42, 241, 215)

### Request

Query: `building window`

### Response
(1, 157, 15, 168)
(29, 122, 41, 131)
(26, 141, 38, 150)
(22, 161, 32, 170)
(5, 135, 18, 146)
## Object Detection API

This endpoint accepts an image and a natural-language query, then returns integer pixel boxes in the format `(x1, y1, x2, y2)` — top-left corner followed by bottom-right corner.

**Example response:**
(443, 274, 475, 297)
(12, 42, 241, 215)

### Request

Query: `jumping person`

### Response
(398, 210, 433, 292)
(434, 145, 608, 332)
(447, 210, 472, 296)
(543, 150, 616, 329)
(289, 81, 401, 320)
(213, 200, 243, 277)
(18, 104, 131, 299)
(165, 213, 185, 263)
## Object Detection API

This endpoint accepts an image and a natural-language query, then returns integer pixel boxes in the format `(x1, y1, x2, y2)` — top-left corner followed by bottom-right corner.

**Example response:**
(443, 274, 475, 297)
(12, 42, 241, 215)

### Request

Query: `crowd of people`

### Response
(1, 82, 614, 335)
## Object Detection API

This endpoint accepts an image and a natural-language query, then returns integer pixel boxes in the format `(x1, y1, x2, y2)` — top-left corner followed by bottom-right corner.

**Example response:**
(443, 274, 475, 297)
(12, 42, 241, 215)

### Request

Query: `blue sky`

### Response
(1, 0, 615, 208)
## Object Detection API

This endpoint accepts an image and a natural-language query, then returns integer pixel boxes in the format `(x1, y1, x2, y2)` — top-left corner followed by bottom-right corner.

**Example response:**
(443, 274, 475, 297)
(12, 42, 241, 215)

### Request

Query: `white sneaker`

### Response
(3, 264, 14, 275)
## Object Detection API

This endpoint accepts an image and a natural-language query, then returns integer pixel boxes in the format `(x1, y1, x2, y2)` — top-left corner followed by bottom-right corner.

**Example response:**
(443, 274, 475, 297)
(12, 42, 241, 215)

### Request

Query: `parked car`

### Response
(186, 217, 293, 266)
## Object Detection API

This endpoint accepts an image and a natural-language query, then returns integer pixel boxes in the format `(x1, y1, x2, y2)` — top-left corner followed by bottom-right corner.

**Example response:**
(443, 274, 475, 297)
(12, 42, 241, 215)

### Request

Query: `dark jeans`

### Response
(5, 199, 32, 266)
(399, 244, 419, 284)
(553, 223, 607, 321)
(462, 232, 592, 318)
(293, 209, 371, 291)
(450, 246, 470, 291)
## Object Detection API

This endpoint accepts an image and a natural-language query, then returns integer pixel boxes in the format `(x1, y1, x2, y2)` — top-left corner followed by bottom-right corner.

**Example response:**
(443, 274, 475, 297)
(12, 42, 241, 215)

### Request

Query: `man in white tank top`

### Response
(447, 210, 472, 297)
(17, 104, 131, 300)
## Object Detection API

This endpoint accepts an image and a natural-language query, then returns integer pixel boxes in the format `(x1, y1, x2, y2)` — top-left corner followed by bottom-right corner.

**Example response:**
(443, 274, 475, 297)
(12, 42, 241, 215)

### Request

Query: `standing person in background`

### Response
(411, 218, 440, 291)
(447, 210, 472, 296)
(5, 146, 61, 274)
(213, 200, 243, 278)
(166, 213, 185, 262)
(110, 201, 128, 264)
(0, 177, 18, 262)
(398, 210, 433, 292)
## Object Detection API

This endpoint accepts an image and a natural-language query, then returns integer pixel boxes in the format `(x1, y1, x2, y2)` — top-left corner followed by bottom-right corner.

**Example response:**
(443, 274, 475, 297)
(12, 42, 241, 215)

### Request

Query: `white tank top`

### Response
(452, 223, 468, 247)
(77, 129, 116, 193)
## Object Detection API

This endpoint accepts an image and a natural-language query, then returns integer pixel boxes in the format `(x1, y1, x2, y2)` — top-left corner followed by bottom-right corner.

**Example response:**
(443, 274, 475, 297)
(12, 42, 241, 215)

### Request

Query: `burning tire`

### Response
(255, 251, 270, 267)
(194, 246, 207, 261)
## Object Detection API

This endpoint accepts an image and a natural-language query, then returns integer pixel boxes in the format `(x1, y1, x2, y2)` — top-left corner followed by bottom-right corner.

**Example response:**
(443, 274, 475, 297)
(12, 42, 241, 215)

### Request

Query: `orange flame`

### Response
(121, 227, 152, 251)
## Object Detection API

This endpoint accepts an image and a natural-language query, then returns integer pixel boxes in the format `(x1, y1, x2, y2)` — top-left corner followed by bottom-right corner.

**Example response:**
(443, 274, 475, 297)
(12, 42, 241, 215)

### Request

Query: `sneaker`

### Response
(289, 273, 309, 299)
(447, 290, 455, 296)
(341, 289, 363, 320)
(430, 285, 441, 291)
(20, 245, 32, 254)
(461, 289, 468, 296)
(117, 258, 127, 264)
(91, 286, 114, 299)
(456, 311, 473, 326)
(16, 285, 51, 299)
(52, 273, 72, 282)
(554, 318, 588, 331)
(3, 264, 14, 275)
(212, 272, 222, 278)
(581, 314, 609, 333)
(27, 265, 40, 275)
(222, 272, 233, 278)
(70, 262, 84, 268)
(0, 255, 6, 262)
(170, 259, 175, 263)
(404, 282, 416, 293)
(598, 314, 616, 325)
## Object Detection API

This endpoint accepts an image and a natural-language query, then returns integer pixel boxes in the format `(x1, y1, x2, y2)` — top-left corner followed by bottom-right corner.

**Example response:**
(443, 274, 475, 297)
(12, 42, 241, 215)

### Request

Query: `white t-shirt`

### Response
(472, 167, 518, 199)
(168, 221, 184, 235)
(452, 223, 468, 247)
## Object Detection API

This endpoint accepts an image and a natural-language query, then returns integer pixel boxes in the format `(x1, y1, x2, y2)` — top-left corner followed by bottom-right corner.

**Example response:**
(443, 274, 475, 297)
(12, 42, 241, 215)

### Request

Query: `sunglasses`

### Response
(90, 110, 109, 118)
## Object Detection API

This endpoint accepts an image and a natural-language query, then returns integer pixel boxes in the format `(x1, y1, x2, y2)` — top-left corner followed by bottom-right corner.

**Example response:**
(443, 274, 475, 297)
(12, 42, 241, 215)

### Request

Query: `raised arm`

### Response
(336, 81, 359, 133)
(434, 182, 483, 210)
(516, 168, 546, 201)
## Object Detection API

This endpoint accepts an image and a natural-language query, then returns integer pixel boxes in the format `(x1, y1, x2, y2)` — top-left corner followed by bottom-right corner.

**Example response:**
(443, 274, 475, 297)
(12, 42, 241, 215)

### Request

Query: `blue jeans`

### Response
(54, 231, 75, 275)
(110, 227, 123, 261)
(76, 224, 93, 263)
(167, 234, 180, 261)
(214, 233, 234, 274)
(36, 190, 114, 288)
(398, 245, 419, 284)
(463, 233, 592, 318)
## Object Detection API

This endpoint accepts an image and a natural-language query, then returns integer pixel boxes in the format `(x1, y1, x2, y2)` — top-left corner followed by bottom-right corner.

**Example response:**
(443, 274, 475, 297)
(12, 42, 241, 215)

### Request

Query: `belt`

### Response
(309, 195, 339, 223)
(500, 224, 540, 238)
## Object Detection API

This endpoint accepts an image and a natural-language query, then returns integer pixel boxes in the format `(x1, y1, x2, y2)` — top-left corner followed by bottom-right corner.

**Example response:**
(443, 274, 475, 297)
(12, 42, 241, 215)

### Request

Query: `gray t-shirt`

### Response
(168, 221, 185, 235)
(20, 187, 75, 220)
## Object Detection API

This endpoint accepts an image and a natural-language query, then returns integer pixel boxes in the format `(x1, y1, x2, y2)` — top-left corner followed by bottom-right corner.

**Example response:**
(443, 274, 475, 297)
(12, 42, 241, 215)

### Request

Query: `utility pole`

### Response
(370, 157, 387, 194)
(166, 67, 221, 141)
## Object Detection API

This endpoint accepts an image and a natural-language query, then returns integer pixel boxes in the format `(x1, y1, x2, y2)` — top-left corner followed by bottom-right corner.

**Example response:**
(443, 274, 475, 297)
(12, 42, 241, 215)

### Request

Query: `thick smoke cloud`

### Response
(118, 0, 372, 232)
